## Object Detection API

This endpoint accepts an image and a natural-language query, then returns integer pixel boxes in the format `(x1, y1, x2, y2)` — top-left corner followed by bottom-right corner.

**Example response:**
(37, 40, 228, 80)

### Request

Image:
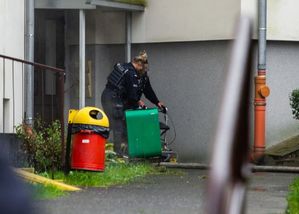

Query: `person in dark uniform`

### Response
(101, 51, 164, 155)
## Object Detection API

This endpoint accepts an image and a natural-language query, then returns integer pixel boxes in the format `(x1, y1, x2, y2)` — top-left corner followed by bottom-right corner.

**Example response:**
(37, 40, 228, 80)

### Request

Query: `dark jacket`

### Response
(121, 63, 159, 109)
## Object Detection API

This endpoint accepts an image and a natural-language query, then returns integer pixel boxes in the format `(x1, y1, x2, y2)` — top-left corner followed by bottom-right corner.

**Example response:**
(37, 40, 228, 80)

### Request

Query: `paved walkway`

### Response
(34, 170, 297, 214)
(247, 172, 296, 214)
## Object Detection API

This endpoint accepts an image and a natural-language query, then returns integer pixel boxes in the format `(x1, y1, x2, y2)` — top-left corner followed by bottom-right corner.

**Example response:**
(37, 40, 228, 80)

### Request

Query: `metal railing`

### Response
(207, 17, 253, 214)
(0, 53, 65, 149)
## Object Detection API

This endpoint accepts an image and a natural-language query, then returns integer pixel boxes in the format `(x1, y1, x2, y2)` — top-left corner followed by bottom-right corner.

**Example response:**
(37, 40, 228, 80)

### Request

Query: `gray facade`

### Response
(66, 41, 231, 162)
(33, 8, 299, 163)
(266, 42, 299, 147)
(1, 1, 299, 164)
(65, 40, 299, 162)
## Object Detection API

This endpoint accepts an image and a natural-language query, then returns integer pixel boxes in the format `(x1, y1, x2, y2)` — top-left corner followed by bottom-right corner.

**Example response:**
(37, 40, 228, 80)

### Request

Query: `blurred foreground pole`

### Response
(207, 17, 253, 214)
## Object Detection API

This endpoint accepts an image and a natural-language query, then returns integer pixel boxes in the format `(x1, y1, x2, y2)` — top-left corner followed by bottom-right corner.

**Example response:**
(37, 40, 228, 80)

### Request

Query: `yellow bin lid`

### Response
(69, 107, 109, 128)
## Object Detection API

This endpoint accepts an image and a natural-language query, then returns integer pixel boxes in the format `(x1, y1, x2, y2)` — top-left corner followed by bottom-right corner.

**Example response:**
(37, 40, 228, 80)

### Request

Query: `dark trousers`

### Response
(101, 88, 127, 154)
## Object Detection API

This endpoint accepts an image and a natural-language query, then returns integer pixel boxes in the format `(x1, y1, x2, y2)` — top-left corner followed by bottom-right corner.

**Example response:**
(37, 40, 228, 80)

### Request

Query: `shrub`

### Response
(16, 119, 62, 178)
(290, 89, 299, 120)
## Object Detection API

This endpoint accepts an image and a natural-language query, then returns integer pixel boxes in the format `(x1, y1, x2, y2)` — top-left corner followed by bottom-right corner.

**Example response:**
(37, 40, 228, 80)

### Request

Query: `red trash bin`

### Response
(71, 130, 106, 171)
(67, 107, 109, 172)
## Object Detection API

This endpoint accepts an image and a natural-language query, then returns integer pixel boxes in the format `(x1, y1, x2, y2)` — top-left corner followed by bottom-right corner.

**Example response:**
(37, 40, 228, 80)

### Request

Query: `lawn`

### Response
(43, 163, 167, 188)
(287, 177, 299, 214)
(29, 183, 67, 200)
(34, 163, 182, 200)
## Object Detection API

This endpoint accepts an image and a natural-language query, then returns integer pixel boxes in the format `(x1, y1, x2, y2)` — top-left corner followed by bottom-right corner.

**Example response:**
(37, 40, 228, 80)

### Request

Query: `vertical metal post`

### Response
(125, 12, 132, 63)
(59, 72, 65, 168)
(253, 0, 270, 161)
(21, 63, 24, 125)
(2, 59, 5, 132)
(258, 0, 267, 70)
(12, 61, 15, 131)
(79, 9, 86, 109)
(25, 0, 35, 125)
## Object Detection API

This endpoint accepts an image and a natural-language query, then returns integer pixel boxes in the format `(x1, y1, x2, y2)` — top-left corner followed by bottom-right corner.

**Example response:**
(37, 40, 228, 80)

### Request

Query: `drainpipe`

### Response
(125, 12, 132, 63)
(25, 0, 35, 125)
(253, 0, 270, 161)
(79, 9, 86, 109)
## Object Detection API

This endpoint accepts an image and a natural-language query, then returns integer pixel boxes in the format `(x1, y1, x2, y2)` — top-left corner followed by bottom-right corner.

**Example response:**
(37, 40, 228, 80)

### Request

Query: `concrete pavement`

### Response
(247, 172, 296, 214)
(34, 169, 298, 214)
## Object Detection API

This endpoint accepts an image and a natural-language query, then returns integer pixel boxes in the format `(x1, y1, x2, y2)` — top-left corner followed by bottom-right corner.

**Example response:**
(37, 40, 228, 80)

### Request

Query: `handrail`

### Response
(0, 54, 65, 73)
(207, 17, 253, 214)
(0, 53, 65, 164)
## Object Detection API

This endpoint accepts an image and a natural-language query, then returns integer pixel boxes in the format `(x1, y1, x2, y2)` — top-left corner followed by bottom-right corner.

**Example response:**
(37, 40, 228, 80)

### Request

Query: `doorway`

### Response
(34, 10, 65, 124)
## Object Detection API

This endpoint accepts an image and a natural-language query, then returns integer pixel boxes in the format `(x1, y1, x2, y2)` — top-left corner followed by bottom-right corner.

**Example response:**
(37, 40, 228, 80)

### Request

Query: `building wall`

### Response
(0, 0, 297, 159)
(65, 41, 230, 162)
(67, 0, 299, 45)
(132, 41, 230, 162)
(67, 0, 240, 45)
(65, 40, 299, 162)
(132, 0, 240, 43)
(66, 10, 126, 45)
(65, 44, 126, 120)
(265, 42, 299, 147)
(242, 0, 299, 41)
(0, 0, 25, 133)
(63, 1, 299, 162)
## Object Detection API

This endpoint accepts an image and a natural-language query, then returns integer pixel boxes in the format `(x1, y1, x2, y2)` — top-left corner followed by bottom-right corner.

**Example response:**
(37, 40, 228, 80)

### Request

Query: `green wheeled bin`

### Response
(125, 108, 162, 158)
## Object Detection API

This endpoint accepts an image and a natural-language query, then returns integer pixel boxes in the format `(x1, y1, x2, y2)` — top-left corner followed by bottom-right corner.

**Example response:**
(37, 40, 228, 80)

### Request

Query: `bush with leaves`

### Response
(290, 89, 299, 120)
(16, 119, 62, 178)
(16, 123, 37, 167)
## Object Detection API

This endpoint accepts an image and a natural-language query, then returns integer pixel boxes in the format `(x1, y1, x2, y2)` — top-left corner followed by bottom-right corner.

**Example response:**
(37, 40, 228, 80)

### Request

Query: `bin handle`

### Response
(89, 110, 103, 120)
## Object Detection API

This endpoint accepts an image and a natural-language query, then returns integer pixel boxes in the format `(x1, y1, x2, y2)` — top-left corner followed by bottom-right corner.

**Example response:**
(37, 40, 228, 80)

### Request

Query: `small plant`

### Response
(105, 142, 126, 164)
(290, 89, 299, 120)
(16, 119, 62, 178)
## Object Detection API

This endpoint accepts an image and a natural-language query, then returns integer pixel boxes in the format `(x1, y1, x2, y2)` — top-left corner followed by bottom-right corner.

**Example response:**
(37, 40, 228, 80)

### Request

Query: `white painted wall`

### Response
(62, 0, 299, 45)
(0, 0, 25, 133)
(242, 0, 299, 41)
(67, 0, 240, 45)
(70, 0, 299, 44)
(132, 0, 240, 43)
(136, 0, 299, 42)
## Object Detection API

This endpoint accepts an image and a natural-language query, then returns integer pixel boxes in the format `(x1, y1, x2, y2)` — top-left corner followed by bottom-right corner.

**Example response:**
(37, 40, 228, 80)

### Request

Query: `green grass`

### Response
(41, 163, 183, 188)
(29, 183, 67, 200)
(287, 178, 299, 214)
(34, 163, 183, 200)
(115, 0, 147, 6)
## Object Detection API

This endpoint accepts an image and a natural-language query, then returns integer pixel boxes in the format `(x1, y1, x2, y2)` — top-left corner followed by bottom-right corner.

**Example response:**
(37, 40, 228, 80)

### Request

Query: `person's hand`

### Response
(138, 100, 145, 107)
(157, 102, 164, 109)
(157, 102, 167, 113)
